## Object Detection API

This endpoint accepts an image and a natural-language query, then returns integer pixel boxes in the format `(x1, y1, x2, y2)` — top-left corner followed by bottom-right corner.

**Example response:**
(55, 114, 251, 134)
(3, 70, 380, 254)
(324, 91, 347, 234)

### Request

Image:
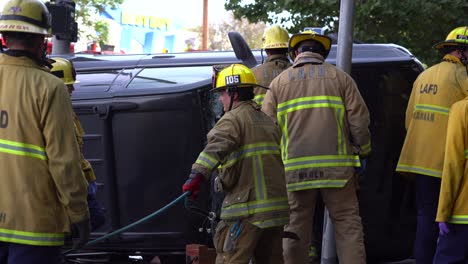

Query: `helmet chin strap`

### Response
(228, 87, 236, 111)
(460, 47, 468, 65)
(261, 48, 265, 64)
(457, 47, 468, 75)
(41, 39, 52, 69)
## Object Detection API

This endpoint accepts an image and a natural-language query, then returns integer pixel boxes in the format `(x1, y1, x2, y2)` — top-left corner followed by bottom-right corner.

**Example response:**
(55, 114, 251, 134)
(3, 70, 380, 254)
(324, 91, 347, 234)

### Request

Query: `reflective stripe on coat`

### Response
(262, 52, 371, 191)
(397, 54, 468, 178)
(437, 98, 468, 224)
(0, 54, 89, 246)
(192, 101, 289, 228)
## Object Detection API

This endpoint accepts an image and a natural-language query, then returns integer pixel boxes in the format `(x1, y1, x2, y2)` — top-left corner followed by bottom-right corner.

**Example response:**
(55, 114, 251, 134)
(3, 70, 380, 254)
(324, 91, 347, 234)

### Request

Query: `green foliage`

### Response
(189, 13, 266, 51)
(93, 20, 110, 47)
(225, 0, 468, 66)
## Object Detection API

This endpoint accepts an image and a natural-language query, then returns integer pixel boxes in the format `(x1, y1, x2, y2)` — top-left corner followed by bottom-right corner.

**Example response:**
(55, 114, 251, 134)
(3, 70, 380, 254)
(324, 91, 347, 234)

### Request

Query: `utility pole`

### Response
(202, 0, 208, 50)
(52, 36, 71, 55)
(321, 0, 356, 263)
(336, 0, 355, 73)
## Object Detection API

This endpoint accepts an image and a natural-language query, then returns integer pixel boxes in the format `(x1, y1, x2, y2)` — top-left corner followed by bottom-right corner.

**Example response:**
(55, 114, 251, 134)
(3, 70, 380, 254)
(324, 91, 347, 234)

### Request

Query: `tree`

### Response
(92, 20, 110, 48)
(225, 0, 468, 66)
(189, 12, 267, 51)
(74, 0, 123, 46)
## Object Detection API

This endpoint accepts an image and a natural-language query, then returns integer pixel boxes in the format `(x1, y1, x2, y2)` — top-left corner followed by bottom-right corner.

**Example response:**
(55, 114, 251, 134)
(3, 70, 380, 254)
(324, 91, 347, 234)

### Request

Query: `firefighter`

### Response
(433, 26, 468, 263)
(252, 25, 291, 106)
(0, 0, 89, 263)
(434, 95, 468, 262)
(50, 57, 106, 231)
(182, 64, 289, 264)
(262, 30, 371, 264)
(396, 26, 468, 263)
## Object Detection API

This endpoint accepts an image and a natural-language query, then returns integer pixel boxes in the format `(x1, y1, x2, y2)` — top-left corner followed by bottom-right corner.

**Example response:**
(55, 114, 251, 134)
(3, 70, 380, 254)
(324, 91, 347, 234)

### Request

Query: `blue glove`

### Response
(355, 158, 367, 175)
(88, 181, 97, 196)
(439, 222, 450, 235)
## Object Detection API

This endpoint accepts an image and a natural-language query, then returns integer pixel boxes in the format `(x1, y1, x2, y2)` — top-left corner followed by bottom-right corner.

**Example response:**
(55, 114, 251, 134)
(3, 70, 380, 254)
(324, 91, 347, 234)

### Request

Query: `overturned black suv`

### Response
(65, 34, 424, 263)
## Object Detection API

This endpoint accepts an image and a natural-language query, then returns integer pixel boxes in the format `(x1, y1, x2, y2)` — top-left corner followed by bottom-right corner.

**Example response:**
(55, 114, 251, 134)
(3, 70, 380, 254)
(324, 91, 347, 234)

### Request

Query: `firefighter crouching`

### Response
(50, 57, 106, 231)
(182, 64, 289, 264)
(262, 30, 371, 264)
(252, 25, 291, 106)
(0, 0, 89, 263)
(396, 26, 468, 263)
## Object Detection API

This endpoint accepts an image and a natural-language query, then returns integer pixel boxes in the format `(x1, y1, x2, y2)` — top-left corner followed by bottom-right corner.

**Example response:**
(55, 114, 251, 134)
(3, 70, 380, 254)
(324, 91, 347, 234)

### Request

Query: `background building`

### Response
(92, 0, 227, 54)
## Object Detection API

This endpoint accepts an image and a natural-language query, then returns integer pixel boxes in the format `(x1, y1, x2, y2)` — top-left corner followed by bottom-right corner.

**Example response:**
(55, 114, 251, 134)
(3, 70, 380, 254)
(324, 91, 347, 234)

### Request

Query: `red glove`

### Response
(182, 173, 204, 200)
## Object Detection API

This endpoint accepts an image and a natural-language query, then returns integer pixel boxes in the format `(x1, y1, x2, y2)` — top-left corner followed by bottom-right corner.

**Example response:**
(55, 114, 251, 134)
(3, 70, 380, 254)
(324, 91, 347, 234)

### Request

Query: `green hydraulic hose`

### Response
(64, 191, 191, 255)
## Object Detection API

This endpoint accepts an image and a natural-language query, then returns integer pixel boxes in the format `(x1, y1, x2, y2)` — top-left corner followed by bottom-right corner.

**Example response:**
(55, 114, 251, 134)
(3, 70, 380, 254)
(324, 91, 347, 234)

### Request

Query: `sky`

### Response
(0, 0, 240, 53)
(158, 0, 231, 25)
(0, 0, 232, 27)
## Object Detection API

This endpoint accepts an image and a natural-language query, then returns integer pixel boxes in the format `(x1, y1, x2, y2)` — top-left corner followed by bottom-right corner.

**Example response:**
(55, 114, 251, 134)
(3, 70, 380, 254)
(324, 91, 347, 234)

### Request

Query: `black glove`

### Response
(72, 218, 91, 250)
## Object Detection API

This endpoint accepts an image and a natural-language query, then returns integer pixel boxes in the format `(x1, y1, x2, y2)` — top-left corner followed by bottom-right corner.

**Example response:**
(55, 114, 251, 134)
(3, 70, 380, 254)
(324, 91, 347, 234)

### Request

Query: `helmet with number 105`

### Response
(213, 64, 266, 92)
(0, 0, 51, 35)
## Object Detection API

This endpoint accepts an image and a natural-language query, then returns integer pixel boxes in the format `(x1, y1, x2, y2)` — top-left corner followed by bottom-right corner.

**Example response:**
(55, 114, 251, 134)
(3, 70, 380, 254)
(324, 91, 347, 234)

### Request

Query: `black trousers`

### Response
(433, 224, 468, 264)
(414, 175, 441, 264)
(0, 242, 61, 264)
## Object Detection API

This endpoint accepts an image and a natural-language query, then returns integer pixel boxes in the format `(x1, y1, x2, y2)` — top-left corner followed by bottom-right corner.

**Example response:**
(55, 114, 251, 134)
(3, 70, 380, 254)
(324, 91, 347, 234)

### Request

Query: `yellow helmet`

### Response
(0, 0, 51, 35)
(288, 29, 332, 60)
(262, 25, 289, 49)
(50, 57, 79, 85)
(213, 64, 266, 92)
(433, 26, 468, 49)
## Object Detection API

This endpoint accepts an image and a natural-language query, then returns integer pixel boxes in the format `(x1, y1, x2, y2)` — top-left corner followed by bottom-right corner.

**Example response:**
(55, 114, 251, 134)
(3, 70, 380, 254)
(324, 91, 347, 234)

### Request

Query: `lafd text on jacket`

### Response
(419, 83, 438, 94)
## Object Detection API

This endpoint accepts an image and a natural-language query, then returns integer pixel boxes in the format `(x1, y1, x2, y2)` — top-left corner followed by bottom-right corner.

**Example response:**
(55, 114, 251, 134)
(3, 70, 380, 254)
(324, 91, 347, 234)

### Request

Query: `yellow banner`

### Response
(121, 12, 172, 30)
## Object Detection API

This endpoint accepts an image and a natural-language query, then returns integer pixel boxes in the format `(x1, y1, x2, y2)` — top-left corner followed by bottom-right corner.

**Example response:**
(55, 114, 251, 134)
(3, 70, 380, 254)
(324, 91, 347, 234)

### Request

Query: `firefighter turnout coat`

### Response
(0, 54, 89, 246)
(397, 54, 468, 178)
(192, 101, 289, 228)
(437, 97, 468, 224)
(262, 52, 371, 192)
(252, 54, 291, 106)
